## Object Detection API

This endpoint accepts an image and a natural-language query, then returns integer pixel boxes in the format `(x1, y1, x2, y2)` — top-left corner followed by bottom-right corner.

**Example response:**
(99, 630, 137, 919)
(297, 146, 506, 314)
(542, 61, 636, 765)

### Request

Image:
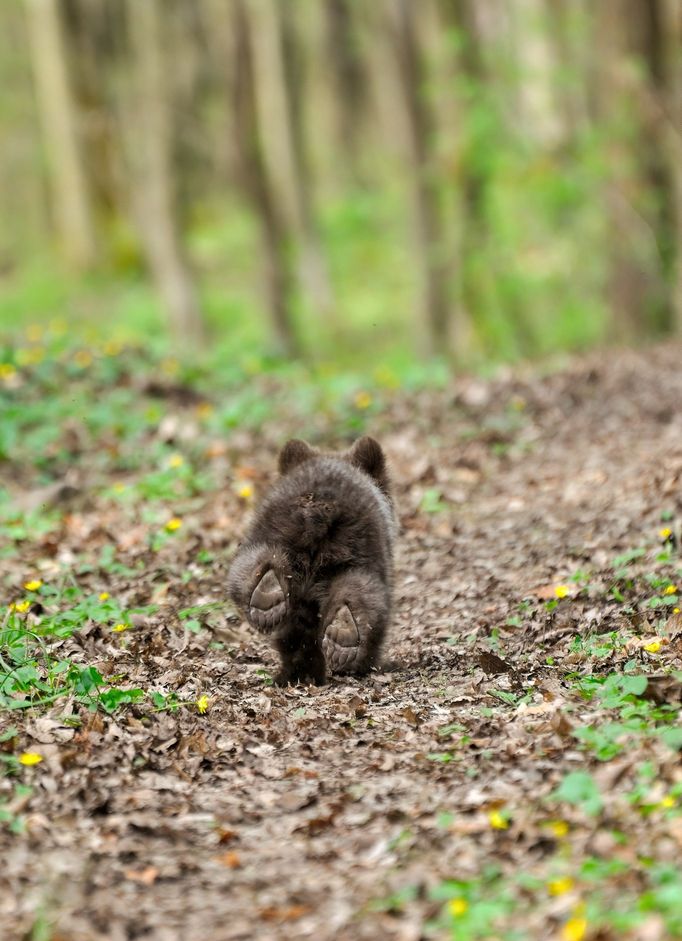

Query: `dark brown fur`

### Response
(227, 436, 396, 685)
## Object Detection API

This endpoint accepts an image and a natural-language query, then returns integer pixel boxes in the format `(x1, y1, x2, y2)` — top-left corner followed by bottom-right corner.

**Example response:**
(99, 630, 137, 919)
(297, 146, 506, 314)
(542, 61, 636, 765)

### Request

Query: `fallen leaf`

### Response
(259, 905, 311, 922)
(478, 651, 513, 675)
(402, 706, 419, 726)
(124, 866, 159, 885)
(214, 851, 241, 869)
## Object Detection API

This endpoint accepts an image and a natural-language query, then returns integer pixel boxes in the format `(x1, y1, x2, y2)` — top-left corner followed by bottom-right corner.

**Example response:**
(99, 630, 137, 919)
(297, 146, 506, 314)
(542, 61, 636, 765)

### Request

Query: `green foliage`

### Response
(383, 856, 682, 939)
(552, 770, 603, 817)
(370, 853, 682, 941)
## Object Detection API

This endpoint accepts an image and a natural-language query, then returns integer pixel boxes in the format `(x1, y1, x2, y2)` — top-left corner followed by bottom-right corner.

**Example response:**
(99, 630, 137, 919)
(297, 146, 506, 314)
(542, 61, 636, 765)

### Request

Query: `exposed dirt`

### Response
(2, 345, 682, 941)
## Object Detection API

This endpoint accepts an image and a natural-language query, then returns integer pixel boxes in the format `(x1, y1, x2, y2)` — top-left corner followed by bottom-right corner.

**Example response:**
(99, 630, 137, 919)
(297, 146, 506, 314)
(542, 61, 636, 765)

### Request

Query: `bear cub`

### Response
(228, 436, 396, 685)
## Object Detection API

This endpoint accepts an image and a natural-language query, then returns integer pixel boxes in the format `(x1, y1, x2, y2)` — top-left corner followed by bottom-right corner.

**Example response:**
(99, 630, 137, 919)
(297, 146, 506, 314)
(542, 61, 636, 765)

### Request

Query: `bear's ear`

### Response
(278, 438, 316, 475)
(347, 436, 387, 487)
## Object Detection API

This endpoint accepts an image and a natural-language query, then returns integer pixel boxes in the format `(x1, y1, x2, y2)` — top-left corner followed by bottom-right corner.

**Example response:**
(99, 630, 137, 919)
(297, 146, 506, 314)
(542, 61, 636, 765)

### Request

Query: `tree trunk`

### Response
(658, 0, 682, 332)
(546, 0, 592, 140)
(386, 0, 452, 357)
(124, 0, 204, 350)
(24, 0, 96, 269)
(245, 0, 334, 326)
(228, 0, 300, 357)
(510, 0, 563, 147)
(595, 0, 670, 340)
(323, 0, 365, 177)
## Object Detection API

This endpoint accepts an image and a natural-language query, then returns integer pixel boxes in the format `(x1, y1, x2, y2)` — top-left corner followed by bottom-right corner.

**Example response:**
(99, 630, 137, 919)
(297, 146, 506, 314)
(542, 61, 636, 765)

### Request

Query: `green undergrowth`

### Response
(374, 773, 682, 939)
(424, 856, 682, 940)
(0, 579, 218, 714)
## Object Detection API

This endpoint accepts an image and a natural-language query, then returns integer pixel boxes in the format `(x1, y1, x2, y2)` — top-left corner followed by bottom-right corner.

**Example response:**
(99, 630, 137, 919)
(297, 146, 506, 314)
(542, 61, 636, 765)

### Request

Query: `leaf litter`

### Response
(1, 345, 682, 939)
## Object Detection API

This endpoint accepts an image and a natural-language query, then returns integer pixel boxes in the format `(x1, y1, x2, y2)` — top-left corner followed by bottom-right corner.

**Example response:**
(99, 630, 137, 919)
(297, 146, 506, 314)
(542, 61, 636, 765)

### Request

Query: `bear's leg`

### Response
(321, 569, 390, 675)
(227, 544, 290, 635)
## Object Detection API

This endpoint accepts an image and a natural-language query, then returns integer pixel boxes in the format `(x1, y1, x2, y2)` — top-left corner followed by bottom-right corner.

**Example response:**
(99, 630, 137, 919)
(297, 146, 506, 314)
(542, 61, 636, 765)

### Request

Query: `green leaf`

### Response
(553, 770, 603, 816)
(619, 675, 648, 697)
(659, 727, 682, 751)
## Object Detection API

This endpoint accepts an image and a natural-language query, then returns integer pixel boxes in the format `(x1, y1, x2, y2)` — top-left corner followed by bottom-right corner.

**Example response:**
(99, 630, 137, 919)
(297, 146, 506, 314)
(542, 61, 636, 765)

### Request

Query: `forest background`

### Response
(2, 0, 681, 374)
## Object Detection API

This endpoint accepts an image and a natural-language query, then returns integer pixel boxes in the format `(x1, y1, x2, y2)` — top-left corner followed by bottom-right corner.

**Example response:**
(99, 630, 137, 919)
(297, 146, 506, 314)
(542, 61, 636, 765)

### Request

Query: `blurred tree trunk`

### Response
(386, 0, 452, 358)
(25, 0, 96, 269)
(124, 0, 204, 350)
(245, 0, 334, 326)
(511, 0, 563, 147)
(633, 0, 677, 334)
(323, 0, 365, 178)
(441, 0, 534, 355)
(661, 0, 682, 332)
(546, 0, 592, 139)
(207, 0, 299, 358)
(595, 0, 671, 340)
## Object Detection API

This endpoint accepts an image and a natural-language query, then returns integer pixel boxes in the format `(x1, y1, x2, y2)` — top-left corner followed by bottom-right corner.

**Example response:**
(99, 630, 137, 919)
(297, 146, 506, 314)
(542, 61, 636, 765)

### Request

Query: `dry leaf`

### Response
(124, 866, 159, 885)
(214, 851, 241, 869)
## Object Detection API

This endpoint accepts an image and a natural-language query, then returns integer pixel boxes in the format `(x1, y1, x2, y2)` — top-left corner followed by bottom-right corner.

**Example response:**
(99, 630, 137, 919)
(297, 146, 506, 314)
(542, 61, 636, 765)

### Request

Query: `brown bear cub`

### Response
(228, 436, 396, 685)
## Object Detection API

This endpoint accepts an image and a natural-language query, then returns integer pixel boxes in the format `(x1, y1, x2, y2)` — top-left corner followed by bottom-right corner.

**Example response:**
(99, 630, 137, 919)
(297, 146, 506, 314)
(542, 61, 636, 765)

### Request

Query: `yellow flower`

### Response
(448, 898, 468, 917)
(197, 694, 210, 714)
(24, 579, 42, 591)
(237, 483, 254, 501)
(562, 917, 587, 941)
(113, 623, 130, 633)
(19, 752, 43, 766)
(547, 819, 570, 838)
(11, 600, 31, 614)
(99, 592, 110, 601)
(488, 810, 509, 830)
(165, 517, 182, 532)
(354, 390, 373, 410)
(548, 877, 574, 896)
(74, 349, 93, 369)
(659, 527, 673, 540)
(195, 401, 213, 419)
(168, 455, 184, 469)
(104, 340, 122, 356)
(0, 363, 17, 380)
(554, 585, 570, 599)
(644, 640, 661, 653)
(660, 795, 676, 809)
(674, 608, 680, 615)
(664, 585, 677, 595)
(113, 482, 126, 494)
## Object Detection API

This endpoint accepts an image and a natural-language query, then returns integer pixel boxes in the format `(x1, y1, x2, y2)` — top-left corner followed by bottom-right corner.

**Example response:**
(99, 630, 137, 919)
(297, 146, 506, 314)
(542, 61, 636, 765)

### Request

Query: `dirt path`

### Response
(3, 346, 682, 940)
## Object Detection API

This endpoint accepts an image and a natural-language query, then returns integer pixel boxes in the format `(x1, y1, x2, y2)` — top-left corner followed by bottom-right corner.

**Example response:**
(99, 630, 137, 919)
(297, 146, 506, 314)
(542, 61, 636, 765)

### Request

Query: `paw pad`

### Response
(249, 569, 286, 633)
(323, 604, 364, 672)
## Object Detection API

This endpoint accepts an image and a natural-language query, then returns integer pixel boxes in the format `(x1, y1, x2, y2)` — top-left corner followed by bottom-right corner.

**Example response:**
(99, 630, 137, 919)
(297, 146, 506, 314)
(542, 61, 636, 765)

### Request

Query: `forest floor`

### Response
(2, 341, 682, 941)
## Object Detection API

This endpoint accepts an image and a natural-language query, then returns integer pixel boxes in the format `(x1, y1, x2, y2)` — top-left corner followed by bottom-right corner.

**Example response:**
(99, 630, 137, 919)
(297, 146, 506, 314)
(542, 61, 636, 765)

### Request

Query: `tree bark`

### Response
(323, 0, 365, 177)
(245, 0, 334, 327)
(24, 0, 96, 269)
(386, 0, 452, 357)
(659, 0, 682, 332)
(205, 0, 299, 357)
(510, 0, 563, 148)
(595, 0, 671, 340)
(123, 0, 204, 350)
